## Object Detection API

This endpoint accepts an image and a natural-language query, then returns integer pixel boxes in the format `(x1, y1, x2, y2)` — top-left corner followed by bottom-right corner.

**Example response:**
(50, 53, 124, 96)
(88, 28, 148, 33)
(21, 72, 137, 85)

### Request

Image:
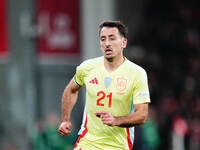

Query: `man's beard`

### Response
(105, 55, 114, 62)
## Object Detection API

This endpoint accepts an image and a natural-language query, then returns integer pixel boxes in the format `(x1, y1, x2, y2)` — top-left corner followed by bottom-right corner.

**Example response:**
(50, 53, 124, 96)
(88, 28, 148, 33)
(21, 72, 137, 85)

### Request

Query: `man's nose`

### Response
(105, 40, 111, 47)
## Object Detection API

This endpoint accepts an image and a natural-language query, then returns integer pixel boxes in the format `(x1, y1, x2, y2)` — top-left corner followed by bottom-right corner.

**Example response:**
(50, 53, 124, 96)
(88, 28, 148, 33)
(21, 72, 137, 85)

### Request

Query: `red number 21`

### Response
(96, 91, 112, 108)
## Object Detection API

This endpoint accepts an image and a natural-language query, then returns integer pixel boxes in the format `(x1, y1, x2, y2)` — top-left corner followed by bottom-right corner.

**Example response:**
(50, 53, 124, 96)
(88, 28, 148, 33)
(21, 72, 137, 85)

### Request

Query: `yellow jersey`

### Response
(73, 56, 150, 150)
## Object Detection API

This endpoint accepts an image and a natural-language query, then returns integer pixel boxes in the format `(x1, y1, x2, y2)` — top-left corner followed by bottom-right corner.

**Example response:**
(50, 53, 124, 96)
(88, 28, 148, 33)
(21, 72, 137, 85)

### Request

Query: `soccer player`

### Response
(58, 20, 151, 150)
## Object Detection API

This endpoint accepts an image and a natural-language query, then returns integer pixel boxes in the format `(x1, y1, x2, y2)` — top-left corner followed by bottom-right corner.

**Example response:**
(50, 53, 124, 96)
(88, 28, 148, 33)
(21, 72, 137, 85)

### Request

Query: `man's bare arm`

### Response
(58, 78, 81, 136)
(95, 103, 149, 127)
(61, 78, 81, 122)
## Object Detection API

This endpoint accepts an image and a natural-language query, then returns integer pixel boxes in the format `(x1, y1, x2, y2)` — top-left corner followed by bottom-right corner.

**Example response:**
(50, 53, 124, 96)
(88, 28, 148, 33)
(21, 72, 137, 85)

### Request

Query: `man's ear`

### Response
(122, 38, 127, 48)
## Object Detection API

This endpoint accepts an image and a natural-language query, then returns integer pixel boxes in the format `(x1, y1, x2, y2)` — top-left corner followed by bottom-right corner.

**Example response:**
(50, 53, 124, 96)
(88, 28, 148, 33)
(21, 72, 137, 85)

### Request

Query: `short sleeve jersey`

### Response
(74, 56, 150, 150)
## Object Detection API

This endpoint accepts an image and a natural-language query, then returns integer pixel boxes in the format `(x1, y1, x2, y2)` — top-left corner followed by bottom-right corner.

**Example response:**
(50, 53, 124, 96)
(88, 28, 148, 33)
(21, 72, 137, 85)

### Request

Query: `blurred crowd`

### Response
(30, 112, 78, 150)
(0, 112, 78, 150)
(126, 0, 200, 150)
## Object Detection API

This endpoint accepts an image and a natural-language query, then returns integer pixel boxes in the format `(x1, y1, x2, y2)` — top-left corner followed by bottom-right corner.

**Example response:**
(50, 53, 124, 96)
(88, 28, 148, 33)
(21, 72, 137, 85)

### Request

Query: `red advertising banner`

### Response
(36, 0, 80, 56)
(0, 0, 8, 57)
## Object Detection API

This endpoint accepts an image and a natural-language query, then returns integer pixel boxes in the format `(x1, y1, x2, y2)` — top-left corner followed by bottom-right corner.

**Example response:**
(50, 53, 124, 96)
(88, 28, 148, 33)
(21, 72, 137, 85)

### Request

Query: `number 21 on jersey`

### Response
(96, 91, 112, 108)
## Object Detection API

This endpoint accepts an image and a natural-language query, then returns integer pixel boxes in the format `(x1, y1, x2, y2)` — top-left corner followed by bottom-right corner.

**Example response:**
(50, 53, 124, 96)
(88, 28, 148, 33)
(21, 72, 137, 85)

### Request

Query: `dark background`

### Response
(0, 0, 199, 150)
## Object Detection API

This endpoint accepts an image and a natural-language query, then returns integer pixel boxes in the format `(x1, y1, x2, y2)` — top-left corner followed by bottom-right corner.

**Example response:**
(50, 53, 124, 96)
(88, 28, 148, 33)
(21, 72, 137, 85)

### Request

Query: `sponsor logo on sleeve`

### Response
(138, 93, 149, 98)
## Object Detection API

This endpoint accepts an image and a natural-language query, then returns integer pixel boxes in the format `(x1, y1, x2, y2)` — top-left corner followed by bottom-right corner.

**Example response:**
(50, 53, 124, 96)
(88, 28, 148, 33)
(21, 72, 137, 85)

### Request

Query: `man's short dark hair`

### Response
(99, 20, 128, 38)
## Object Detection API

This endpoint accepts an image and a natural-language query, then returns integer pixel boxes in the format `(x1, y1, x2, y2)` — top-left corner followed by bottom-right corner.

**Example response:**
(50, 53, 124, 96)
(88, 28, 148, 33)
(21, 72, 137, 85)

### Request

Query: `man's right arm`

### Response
(58, 78, 82, 136)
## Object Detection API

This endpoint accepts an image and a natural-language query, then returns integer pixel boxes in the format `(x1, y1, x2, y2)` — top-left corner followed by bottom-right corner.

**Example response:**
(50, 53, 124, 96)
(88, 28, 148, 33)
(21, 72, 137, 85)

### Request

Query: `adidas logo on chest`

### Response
(89, 77, 99, 84)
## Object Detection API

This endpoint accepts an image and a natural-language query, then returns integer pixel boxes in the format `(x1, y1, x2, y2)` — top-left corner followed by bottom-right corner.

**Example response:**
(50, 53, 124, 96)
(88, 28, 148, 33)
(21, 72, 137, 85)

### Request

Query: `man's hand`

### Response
(58, 121, 72, 136)
(94, 111, 117, 126)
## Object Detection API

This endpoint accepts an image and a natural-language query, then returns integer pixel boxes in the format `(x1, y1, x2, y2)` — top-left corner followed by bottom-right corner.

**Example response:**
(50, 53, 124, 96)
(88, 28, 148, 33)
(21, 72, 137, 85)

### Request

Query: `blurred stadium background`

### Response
(0, 0, 200, 150)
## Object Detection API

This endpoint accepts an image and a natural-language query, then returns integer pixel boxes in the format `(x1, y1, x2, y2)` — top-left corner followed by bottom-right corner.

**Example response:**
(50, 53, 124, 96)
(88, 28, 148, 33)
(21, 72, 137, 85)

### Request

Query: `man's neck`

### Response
(104, 56, 125, 72)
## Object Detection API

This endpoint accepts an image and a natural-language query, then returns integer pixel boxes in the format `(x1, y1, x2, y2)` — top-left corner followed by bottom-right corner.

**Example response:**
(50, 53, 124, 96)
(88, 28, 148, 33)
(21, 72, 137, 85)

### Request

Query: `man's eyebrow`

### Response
(100, 34, 115, 39)
(108, 34, 115, 37)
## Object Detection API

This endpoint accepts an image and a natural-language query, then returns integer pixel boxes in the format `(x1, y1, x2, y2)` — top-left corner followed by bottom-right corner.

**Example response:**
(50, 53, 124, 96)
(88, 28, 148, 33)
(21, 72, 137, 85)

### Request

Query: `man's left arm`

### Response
(95, 102, 149, 127)
(95, 68, 150, 127)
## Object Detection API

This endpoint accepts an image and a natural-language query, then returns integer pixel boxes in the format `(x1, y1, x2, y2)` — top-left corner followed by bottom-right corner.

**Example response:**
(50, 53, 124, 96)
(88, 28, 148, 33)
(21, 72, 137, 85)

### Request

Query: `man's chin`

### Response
(104, 55, 114, 62)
